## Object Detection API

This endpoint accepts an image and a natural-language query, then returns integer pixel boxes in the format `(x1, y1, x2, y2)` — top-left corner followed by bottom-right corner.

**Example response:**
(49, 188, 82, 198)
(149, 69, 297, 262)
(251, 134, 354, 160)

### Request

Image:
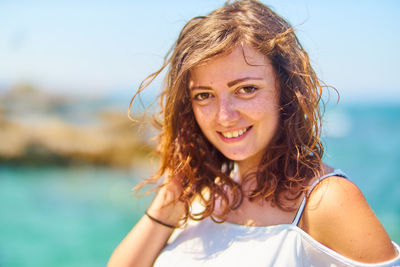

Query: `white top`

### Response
(154, 170, 400, 267)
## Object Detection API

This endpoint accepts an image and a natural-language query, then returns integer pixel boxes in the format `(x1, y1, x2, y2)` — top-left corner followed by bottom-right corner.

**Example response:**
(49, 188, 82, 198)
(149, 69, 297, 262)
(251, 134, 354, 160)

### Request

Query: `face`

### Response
(189, 45, 280, 170)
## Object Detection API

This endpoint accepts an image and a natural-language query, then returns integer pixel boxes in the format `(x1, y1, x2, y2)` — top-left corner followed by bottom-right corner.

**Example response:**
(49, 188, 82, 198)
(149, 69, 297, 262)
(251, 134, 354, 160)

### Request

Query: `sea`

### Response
(1, 103, 399, 267)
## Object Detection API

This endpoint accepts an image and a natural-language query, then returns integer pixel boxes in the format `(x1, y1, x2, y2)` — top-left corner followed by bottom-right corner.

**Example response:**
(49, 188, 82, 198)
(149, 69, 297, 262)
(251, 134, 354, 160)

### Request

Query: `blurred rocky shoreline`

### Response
(0, 84, 157, 168)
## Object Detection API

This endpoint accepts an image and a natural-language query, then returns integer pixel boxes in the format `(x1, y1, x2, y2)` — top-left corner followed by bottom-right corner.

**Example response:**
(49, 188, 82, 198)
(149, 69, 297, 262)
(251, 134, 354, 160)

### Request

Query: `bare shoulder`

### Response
(299, 176, 398, 263)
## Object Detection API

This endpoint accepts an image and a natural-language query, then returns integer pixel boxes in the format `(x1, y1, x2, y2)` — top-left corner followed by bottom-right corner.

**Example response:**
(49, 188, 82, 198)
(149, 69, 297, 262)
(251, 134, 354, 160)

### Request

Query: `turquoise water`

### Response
(1, 104, 399, 266)
(0, 166, 152, 267)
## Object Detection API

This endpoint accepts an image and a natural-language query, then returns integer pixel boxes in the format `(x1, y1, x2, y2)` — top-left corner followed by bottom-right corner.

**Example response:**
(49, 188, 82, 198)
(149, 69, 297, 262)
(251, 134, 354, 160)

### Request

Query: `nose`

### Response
(216, 96, 239, 127)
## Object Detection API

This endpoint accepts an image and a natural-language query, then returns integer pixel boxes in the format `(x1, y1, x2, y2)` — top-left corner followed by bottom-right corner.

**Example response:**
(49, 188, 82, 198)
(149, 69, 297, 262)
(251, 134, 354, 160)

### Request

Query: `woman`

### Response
(108, 1, 400, 266)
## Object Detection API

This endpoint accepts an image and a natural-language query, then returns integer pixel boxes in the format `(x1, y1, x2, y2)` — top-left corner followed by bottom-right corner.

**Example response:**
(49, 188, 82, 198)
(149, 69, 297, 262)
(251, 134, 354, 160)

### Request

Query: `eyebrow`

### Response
(190, 77, 263, 90)
(227, 77, 263, 87)
(190, 85, 212, 91)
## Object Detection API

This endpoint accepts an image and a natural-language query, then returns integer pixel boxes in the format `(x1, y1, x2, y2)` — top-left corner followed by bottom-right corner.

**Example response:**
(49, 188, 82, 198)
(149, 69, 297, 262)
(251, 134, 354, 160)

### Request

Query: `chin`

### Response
(220, 151, 252, 162)
(219, 147, 266, 167)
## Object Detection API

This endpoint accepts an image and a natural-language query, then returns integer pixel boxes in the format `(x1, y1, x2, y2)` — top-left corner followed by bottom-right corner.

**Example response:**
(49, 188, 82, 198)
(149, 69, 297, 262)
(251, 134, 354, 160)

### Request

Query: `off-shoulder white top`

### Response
(154, 170, 400, 267)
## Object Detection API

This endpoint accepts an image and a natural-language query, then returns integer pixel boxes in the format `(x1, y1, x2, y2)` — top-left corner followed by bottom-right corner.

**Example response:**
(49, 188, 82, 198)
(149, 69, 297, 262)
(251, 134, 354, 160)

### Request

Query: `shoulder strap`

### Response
(291, 169, 348, 226)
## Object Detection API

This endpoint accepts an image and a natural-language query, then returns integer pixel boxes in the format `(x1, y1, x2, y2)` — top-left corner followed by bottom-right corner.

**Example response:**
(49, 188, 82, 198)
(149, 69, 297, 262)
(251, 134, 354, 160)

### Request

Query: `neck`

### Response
(235, 154, 263, 180)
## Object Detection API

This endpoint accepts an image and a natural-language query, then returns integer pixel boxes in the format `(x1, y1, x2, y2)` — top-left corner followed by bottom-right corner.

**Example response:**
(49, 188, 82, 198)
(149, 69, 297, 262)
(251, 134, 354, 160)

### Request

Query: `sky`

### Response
(1, 0, 399, 102)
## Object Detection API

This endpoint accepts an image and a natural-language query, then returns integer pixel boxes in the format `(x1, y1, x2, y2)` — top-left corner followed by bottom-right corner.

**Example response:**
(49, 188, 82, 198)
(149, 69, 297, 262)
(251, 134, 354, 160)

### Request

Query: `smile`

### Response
(218, 126, 252, 141)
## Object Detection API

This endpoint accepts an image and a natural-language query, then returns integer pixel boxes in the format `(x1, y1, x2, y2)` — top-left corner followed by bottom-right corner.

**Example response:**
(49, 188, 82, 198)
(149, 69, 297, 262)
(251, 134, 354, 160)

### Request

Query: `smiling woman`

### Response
(108, 1, 400, 266)
(190, 45, 280, 170)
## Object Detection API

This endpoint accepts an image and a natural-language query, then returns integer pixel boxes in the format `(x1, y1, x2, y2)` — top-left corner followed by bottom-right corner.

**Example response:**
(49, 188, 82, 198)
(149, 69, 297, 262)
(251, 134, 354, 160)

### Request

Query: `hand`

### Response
(146, 174, 186, 227)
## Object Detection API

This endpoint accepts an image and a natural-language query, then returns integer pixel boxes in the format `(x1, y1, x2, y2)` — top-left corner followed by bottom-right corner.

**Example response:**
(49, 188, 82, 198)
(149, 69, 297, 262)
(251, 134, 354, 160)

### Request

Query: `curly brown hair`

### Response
(132, 0, 327, 224)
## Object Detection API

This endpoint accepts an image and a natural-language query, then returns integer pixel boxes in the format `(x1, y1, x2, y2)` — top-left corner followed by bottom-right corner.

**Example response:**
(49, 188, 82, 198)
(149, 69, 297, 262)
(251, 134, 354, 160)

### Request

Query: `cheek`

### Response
(245, 96, 280, 132)
(192, 104, 214, 129)
(192, 105, 202, 127)
(242, 95, 278, 117)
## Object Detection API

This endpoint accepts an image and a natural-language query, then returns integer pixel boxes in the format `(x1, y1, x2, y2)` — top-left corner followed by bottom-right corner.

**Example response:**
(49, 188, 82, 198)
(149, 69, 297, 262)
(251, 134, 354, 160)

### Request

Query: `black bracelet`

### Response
(145, 210, 176, 229)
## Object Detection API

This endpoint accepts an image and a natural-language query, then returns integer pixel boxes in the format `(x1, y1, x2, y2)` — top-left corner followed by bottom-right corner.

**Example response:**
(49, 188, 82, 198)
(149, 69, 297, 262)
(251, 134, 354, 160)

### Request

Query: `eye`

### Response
(237, 86, 258, 95)
(193, 92, 212, 101)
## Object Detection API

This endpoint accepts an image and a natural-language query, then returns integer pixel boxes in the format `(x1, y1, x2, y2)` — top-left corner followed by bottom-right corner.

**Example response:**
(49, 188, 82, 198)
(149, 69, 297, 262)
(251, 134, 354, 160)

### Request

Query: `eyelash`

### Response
(192, 86, 259, 101)
(236, 86, 258, 95)
(193, 92, 212, 101)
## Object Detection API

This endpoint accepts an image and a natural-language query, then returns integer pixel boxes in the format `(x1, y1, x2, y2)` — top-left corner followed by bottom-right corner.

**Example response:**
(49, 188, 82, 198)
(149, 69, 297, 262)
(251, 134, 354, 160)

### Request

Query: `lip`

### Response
(217, 126, 253, 143)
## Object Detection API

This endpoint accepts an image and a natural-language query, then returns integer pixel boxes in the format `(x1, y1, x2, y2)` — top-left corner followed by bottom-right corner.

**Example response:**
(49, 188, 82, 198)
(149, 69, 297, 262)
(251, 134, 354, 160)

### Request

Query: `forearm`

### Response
(107, 215, 175, 267)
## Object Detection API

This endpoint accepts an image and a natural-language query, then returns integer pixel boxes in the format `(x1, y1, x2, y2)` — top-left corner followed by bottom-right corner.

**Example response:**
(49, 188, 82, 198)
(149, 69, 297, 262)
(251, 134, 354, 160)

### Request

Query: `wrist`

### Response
(147, 186, 185, 226)
(145, 210, 177, 229)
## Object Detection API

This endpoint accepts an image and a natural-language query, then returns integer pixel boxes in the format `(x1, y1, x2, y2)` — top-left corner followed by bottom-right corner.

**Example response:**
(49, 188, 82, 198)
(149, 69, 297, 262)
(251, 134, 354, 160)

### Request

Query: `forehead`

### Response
(189, 45, 273, 86)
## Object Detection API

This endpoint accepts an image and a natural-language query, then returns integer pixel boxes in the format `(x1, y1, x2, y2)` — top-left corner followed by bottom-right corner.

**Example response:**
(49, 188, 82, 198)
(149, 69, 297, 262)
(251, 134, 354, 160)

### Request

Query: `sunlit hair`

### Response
(132, 0, 328, 224)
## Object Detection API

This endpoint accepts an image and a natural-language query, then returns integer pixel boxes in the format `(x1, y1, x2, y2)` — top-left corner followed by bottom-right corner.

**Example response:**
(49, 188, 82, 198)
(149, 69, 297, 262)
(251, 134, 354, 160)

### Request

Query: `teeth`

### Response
(221, 127, 248, 138)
